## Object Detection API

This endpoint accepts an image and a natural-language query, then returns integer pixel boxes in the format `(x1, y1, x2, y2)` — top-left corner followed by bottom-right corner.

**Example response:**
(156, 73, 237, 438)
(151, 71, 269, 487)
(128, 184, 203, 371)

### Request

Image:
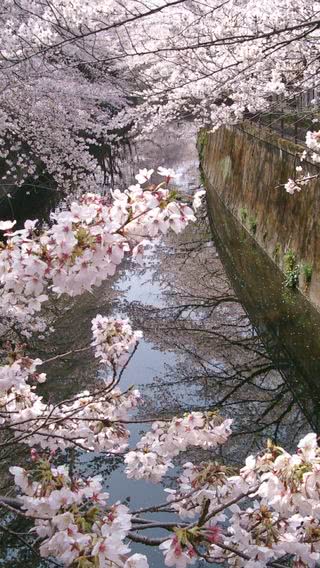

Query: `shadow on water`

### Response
(206, 185, 320, 433)
(0, 133, 133, 229)
(0, 183, 60, 228)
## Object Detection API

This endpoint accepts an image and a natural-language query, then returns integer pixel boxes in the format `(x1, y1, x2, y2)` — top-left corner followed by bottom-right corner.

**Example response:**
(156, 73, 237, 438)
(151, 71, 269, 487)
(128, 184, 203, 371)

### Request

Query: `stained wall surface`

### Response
(201, 122, 320, 309)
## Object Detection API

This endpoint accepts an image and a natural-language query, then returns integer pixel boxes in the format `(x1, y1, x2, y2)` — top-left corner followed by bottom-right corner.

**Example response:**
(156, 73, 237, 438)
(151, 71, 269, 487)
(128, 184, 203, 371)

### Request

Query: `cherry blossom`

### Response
(135, 169, 154, 185)
(124, 554, 149, 568)
(125, 414, 233, 483)
(160, 537, 197, 568)
(0, 165, 318, 568)
(0, 220, 16, 231)
(1, 0, 318, 199)
(0, 172, 201, 335)
(0, 2, 320, 563)
(91, 315, 142, 370)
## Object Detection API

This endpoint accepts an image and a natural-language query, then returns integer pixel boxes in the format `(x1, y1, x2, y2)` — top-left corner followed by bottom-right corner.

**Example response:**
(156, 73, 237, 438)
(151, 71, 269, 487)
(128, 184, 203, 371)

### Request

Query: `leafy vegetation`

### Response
(283, 249, 300, 289)
(302, 262, 313, 285)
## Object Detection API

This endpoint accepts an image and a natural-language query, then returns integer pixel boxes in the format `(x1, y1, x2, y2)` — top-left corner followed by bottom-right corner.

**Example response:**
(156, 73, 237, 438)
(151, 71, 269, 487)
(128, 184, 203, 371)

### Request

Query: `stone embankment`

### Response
(200, 122, 320, 310)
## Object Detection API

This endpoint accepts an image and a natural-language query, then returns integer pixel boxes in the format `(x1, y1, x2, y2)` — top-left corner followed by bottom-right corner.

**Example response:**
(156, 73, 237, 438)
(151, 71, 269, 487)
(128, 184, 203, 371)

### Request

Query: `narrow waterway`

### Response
(0, 126, 318, 567)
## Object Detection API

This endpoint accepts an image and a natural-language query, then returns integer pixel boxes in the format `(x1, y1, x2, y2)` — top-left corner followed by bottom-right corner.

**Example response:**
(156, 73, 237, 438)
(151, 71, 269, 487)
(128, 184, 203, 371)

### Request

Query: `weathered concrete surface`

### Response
(201, 122, 320, 310)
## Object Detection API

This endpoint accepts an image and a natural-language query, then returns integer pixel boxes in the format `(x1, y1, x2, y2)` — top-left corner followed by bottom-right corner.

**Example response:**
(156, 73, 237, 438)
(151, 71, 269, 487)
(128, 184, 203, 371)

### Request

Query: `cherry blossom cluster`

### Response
(0, 172, 201, 334)
(2, 383, 141, 453)
(165, 461, 242, 520)
(121, 1, 320, 134)
(0, 355, 46, 399)
(159, 433, 320, 568)
(284, 131, 320, 194)
(10, 422, 320, 567)
(125, 414, 233, 483)
(284, 178, 303, 195)
(0, 1, 134, 193)
(305, 131, 320, 163)
(0, 315, 143, 452)
(0, 0, 319, 199)
(91, 315, 142, 370)
(10, 460, 148, 567)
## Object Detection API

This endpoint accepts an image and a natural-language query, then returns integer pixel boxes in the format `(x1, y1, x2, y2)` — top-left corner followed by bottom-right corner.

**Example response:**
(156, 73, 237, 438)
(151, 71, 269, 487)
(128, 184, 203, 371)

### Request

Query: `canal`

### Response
(0, 124, 318, 566)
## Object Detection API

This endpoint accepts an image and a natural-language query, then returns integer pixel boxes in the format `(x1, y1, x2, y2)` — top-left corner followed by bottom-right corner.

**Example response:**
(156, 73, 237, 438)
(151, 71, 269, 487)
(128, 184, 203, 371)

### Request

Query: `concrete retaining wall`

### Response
(200, 122, 320, 310)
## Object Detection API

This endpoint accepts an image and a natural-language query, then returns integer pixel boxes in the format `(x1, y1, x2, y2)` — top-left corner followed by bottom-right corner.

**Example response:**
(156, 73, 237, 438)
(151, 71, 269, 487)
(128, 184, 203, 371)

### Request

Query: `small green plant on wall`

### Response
(283, 249, 300, 289)
(302, 262, 313, 286)
(197, 130, 208, 186)
(239, 207, 248, 224)
(199, 168, 206, 186)
(197, 129, 208, 162)
(239, 207, 257, 235)
(273, 242, 281, 263)
(248, 215, 257, 235)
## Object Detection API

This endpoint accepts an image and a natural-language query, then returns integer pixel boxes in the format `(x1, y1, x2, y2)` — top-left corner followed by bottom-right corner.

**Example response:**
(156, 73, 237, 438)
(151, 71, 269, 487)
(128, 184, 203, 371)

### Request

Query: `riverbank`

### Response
(199, 122, 320, 310)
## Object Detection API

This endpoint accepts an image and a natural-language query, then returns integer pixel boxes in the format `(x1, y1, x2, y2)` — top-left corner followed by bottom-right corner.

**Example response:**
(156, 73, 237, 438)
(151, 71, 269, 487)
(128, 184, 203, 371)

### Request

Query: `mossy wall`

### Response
(200, 122, 320, 310)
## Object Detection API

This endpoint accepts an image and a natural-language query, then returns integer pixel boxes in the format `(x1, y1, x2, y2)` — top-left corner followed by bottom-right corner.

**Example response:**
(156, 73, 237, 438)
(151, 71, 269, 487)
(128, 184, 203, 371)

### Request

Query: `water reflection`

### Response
(124, 220, 309, 464)
(0, 133, 133, 229)
(0, 183, 59, 228)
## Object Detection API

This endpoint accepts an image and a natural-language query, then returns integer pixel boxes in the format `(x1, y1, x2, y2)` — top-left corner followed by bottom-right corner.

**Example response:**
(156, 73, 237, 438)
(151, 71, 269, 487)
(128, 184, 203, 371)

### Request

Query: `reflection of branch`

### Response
(233, 398, 296, 439)
(0, 496, 23, 510)
(127, 532, 166, 546)
(0, 523, 50, 565)
(144, 296, 241, 320)
(131, 489, 197, 515)
(42, 344, 91, 364)
(0, 344, 141, 454)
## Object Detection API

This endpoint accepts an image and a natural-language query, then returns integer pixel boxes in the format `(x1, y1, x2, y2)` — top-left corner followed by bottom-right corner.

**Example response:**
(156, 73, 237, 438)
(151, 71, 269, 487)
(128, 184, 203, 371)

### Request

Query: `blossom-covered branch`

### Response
(0, 169, 318, 567)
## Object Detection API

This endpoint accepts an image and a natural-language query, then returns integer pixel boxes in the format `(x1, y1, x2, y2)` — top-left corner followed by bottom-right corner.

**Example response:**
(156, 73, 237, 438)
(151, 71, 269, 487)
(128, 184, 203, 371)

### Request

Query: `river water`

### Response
(0, 125, 318, 566)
